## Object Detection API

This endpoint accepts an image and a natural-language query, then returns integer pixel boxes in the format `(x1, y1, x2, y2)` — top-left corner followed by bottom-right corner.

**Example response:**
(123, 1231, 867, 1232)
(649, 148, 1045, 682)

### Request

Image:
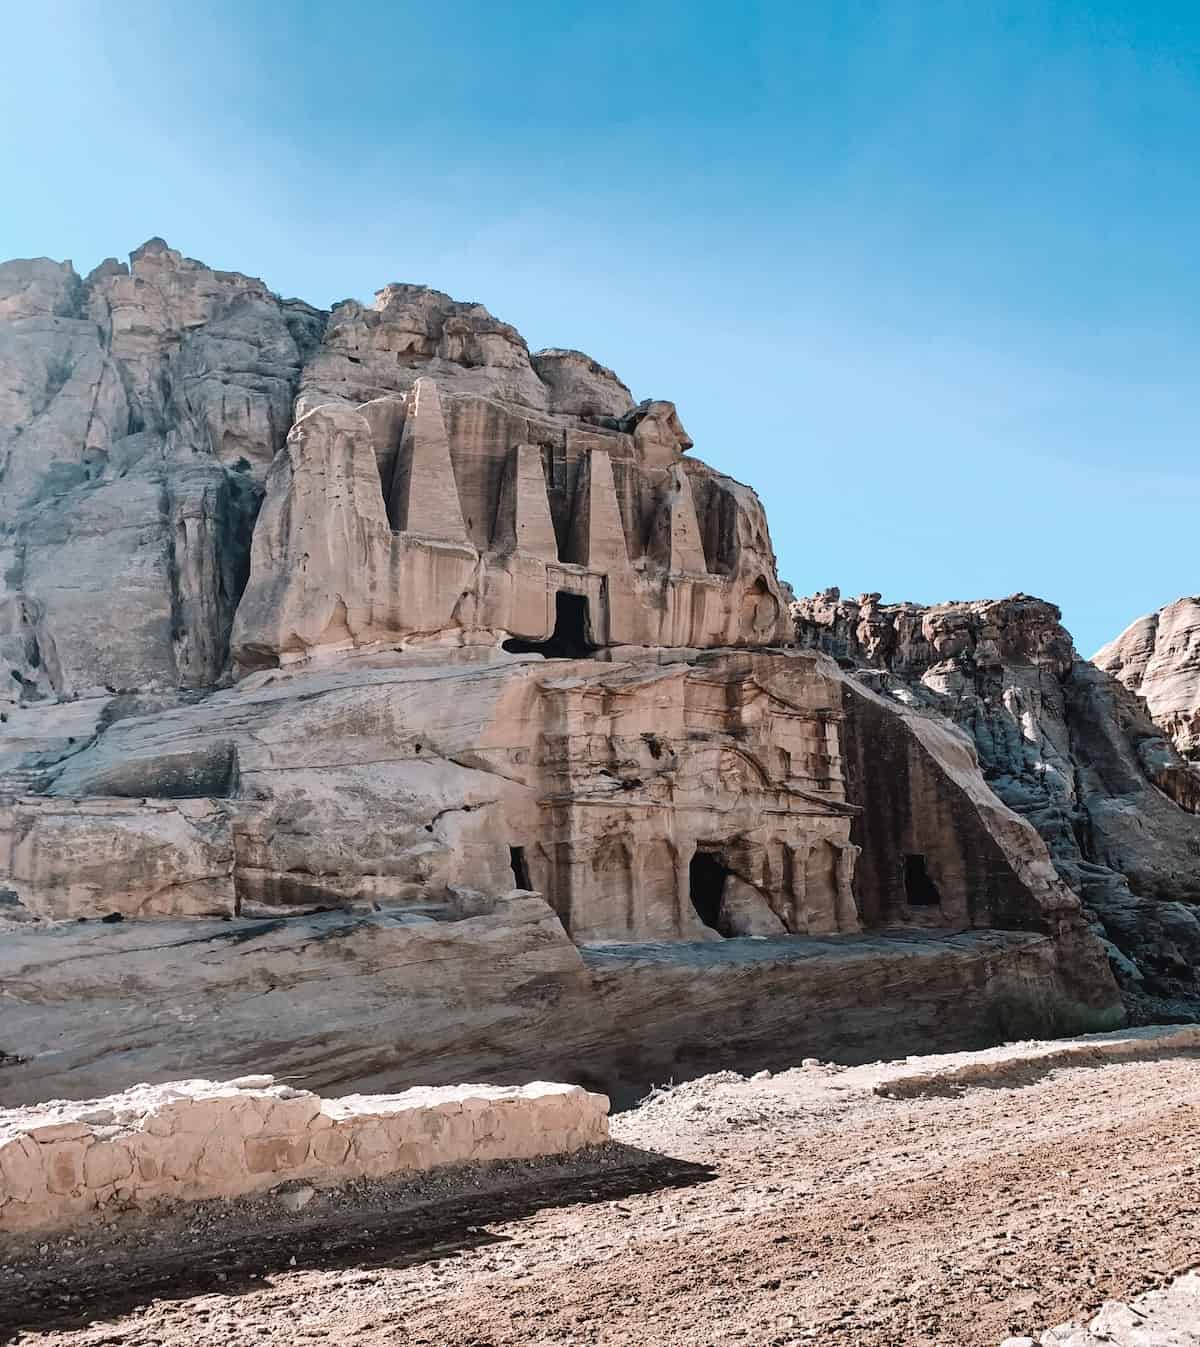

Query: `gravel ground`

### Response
(4, 1051, 1200, 1346)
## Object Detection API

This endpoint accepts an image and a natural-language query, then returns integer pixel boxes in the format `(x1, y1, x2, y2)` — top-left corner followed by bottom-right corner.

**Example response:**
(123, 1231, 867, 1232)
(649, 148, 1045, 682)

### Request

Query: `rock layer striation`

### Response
(1095, 596, 1200, 760)
(0, 241, 1124, 1104)
(794, 590, 1200, 1012)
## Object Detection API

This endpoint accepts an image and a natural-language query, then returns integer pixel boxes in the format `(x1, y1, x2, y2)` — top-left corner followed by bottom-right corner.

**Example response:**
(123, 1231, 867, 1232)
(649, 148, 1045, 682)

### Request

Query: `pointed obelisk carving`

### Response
(566, 448, 631, 571)
(358, 395, 407, 507)
(492, 443, 558, 558)
(387, 377, 469, 542)
(652, 462, 708, 574)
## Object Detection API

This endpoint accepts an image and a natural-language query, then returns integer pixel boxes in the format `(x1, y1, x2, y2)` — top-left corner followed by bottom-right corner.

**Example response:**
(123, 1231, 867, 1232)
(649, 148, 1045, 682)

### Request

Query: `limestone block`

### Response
(83, 1140, 134, 1188)
(0, 1134, 46, 1203)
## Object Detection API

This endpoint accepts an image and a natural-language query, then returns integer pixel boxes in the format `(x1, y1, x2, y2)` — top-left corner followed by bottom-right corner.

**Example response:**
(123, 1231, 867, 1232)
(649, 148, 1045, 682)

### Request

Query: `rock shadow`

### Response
(0, 1144, 714, 1340)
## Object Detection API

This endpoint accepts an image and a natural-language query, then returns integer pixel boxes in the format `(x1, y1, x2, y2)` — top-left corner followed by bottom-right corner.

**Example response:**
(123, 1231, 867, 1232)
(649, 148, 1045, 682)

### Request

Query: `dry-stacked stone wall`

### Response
(0, 1076, 609, 1233)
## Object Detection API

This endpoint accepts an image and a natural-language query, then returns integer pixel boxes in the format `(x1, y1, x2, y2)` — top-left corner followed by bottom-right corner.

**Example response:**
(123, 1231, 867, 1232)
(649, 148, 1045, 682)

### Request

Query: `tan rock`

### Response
(0, 1076, 609, 1233)
(565, 447, 632, 572)
(719, 875, 789, 937)
(795, 590, 1200, 1004)
(297, 282, 549, 416)
(650, 462, 709, 575)
(0, 239, 1128, 1116)
(387, 377, 469, 541)
(0, 797, 235, 919)
(0, 241, 319, 706)
(1095, 596, 1200, 759)
(529, 348, 634, 419)
(83, 1140, 134, 1188)
(491, 443, 558, 560)
(0, 257, 79, 321)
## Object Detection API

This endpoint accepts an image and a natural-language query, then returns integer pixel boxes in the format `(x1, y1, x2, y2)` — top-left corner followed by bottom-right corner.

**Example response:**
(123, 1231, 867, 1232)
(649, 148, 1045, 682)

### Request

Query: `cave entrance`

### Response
(502, 591, 594, 659)
(903, 853, 942, 907)
(509, 845, 531, 890)
(689, 850, 729, 933)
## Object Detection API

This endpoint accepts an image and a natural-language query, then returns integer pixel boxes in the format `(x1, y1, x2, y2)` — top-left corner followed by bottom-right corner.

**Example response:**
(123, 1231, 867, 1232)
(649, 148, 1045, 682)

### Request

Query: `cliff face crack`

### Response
(424, 800, 499, 834)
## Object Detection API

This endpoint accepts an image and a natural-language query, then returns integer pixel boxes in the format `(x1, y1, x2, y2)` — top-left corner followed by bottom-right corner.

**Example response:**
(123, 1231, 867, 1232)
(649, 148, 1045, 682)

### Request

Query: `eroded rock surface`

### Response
(0, 241, 318, 703)
(0, 240, 1124, 1106)
(1095, 595, 1200, 760)
(794, 590, 1200, 1011)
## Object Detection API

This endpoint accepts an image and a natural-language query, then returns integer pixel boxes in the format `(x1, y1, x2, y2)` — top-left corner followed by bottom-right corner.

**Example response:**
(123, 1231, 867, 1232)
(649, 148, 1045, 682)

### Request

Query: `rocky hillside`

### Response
(0, 239, 1132, 1105)
(794, 590, 1200, 1014)
(1095, 597, 1200, 760)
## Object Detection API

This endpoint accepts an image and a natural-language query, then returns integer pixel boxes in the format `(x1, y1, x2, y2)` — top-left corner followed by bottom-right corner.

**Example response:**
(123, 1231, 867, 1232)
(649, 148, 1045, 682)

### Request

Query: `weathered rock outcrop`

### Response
(0, 240, 320, 704)
(794, 590, 1200, 1012)
(0, 638, 1119, 1102)
(232, 373, 787, 664)
(1095, 596, 1200, 761)
(2, 908, 1108, 1111)
(0, 240, 1124, 1107)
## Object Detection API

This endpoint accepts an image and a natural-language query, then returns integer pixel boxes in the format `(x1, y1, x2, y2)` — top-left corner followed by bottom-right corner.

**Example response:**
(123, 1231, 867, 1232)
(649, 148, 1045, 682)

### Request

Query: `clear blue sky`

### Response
(4, 1, 1199, 655)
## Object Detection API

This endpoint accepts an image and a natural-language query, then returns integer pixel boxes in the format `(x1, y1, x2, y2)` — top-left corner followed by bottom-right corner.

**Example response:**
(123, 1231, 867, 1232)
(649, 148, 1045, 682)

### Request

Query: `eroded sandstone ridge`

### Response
(794, 590, 1200, 1014)
(0, 241, 1120, 1104)
(1095, 596, 1200, 760)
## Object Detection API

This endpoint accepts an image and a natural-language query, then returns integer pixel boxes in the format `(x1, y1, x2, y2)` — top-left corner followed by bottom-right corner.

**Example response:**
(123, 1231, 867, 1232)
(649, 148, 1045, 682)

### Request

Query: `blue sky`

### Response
(4, 1, 1199, 655)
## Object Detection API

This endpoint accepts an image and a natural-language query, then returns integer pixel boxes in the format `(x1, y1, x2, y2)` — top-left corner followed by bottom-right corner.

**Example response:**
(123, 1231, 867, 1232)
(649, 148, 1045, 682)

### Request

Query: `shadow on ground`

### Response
(0, 1145, 715, 1341)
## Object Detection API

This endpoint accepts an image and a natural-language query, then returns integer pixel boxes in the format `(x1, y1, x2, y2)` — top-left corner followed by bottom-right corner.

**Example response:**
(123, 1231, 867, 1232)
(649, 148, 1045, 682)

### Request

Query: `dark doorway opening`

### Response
(903, 853, 941, 907)
(502, 592, 594, 659)
(689, 850, 729, 933)
(509, 845, 531, 891)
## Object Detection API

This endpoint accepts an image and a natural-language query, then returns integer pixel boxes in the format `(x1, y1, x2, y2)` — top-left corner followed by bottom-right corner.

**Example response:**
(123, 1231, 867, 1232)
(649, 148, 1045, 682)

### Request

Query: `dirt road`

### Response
(6, 1053, 1200, 1346)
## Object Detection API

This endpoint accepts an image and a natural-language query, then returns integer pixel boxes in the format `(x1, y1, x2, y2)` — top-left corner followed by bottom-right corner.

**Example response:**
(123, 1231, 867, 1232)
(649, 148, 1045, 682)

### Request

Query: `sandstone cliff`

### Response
(794, 590, 1200, 1014)
(1095, 597, 1200, 761)
(0, 241, 1121, 1104)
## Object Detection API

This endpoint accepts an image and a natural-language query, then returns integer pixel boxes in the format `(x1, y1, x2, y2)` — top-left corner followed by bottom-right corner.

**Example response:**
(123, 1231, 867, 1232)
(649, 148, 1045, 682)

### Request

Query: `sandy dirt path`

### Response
(5, 1054, 1200, 1346)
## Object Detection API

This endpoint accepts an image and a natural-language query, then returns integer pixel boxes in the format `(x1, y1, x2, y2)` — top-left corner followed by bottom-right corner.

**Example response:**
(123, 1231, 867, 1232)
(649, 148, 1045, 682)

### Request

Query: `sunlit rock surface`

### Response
(0, 241, 1122, 1106)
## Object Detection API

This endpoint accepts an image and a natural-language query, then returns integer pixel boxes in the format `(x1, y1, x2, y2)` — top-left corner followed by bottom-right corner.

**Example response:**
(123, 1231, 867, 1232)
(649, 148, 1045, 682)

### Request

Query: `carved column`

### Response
(834, 841, 862, 934)
(786, 840, 810, 933)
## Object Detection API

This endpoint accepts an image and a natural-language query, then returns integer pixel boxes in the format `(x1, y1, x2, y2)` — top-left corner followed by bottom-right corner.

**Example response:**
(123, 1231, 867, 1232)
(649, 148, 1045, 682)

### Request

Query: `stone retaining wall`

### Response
(0, 1076, 609, 1234)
